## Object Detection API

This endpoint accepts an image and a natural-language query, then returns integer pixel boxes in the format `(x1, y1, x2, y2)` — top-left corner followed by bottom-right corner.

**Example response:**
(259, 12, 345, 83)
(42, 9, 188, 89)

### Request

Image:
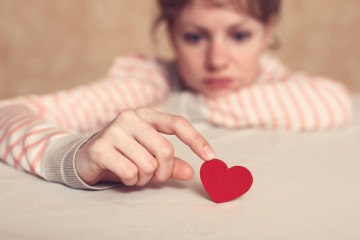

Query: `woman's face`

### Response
(170, 0, 273, 98)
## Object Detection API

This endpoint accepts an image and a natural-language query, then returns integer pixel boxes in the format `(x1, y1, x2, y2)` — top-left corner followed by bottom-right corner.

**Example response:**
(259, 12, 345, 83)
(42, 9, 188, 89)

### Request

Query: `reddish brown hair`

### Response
(153, 0, 282, 32)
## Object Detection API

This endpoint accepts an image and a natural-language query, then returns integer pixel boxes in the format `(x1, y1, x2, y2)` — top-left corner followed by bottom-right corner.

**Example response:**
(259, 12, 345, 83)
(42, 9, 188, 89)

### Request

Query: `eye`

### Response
(232, 31, 251, 42)
(183, 33, 203, 43)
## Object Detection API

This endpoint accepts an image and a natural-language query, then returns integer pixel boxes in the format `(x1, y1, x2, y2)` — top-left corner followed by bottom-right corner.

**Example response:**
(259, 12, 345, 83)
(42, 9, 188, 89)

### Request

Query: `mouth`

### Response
(203, 77, 232, 89)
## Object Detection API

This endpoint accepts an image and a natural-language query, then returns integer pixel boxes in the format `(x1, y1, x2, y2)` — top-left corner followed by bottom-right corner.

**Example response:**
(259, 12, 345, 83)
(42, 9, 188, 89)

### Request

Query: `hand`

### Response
(75, 108, 215, 186)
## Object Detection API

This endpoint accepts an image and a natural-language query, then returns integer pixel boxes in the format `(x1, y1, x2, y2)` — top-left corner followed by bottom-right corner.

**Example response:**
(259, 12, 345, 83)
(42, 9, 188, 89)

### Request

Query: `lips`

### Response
(203, 77, 232, 89)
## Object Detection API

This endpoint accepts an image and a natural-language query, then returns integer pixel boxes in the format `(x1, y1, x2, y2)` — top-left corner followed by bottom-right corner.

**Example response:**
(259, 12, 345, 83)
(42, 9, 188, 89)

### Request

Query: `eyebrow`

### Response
(179, 20, 249, 32)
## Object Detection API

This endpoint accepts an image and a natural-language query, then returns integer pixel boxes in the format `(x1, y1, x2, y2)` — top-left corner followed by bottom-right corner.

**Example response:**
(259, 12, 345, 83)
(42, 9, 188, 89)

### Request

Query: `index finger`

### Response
(137, 108, 215, 161)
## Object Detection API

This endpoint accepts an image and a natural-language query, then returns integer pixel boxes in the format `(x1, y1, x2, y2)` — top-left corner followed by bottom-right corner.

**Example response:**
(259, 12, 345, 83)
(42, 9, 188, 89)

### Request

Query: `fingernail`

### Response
(203, 145, 215, 160)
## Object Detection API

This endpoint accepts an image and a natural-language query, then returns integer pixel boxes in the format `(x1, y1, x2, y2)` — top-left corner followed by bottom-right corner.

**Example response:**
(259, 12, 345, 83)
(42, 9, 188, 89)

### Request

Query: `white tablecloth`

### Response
(1, 94, 360, 240)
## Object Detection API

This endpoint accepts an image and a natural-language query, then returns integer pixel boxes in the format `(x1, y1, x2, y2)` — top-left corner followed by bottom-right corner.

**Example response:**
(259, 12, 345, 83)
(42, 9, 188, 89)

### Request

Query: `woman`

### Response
(0, 0, 352, 189)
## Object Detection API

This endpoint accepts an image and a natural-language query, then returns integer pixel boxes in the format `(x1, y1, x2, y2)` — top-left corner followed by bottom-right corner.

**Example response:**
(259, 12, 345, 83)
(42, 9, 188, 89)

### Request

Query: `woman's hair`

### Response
(153, 0, 282, 32)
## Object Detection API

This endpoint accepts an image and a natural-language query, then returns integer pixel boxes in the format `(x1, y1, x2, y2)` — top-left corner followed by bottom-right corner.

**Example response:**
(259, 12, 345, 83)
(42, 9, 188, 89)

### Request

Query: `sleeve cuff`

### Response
(41, 133, 121, 190)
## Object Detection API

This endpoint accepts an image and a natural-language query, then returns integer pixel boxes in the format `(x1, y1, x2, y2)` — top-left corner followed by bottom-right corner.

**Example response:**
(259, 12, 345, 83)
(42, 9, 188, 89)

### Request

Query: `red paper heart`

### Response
(200, 159, 253, 203)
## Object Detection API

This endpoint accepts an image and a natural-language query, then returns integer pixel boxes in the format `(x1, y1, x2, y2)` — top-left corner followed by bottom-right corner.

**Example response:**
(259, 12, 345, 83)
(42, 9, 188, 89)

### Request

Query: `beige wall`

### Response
(276, 1, 360, 92)
(1, 0, 359, 99)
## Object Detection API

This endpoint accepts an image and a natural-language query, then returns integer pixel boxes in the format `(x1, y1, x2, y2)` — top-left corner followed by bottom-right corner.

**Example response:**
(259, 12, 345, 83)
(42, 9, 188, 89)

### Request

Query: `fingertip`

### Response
(202, 145, 216, 161)
(171, 158, 194, 181)
(181, 165, 194, 181)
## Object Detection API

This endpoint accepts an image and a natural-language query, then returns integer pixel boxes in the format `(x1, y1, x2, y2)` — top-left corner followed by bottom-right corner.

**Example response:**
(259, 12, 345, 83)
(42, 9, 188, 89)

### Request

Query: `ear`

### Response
(263, 22, 275, 49)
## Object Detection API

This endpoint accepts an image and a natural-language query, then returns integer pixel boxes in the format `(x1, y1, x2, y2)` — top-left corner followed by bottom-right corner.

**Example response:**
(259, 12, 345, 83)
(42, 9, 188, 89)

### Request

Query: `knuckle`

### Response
(123, 180, 137, 187)
(138, 121, 155, 133)
(87, 138, 107, 161)
(135, 107, 152, 117)
(115, 109, 137, 123)
(142, 161, 157, 175)
(121, 165, 138, 181)
(172, 115, 189, 128)
(158, 140, 174, 160)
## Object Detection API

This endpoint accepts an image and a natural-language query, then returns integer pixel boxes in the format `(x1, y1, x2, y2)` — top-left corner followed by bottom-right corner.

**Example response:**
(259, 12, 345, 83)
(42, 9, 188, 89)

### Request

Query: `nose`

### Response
(206, 39, 228, 71)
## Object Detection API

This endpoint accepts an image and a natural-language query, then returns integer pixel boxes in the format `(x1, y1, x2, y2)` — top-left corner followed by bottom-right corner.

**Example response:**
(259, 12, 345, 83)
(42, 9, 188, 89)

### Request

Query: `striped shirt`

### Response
(0, 54, 353, 189)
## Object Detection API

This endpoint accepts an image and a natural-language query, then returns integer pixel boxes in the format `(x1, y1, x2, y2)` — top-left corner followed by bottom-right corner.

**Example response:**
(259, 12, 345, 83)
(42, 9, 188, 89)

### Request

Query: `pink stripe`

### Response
(4, 125, 53, 160)
(52, 93, 72, 128)
(248, 87, 264, 127)
(88, 84, 112, 128)
(2, 117, 36, 141)
(204, 98, 217, 126)
(236, 91, 250, 127)
(0, 115, 36, 144)
(27, 97, 64, 126)
(260, 85, 277, 129)
(140, 71, 162, 101)
(126, 81, 142, 108)
(309, 81, 335, 129)
(14, 130, 67, 169)
(100, 81, 119, 118)
(112, 78, 131, 109)
(86, 82, 111, 129)
(80, 85, 104, 130)
(65, 89, 84, 130)
(0, 104, 31, 121)
(139, 81, 151, 105)
(295, 81, 320, 130)
(103, 78, 119, 105)
(29, 138, 49, 174)
(0, 104, 17, 113)
(224, 95, 240, 128)
(213, 100, 228, 128)
(24, 97, 43, 114)
(72, 88, 92, 132)
(0, 108, 28, 128)
(283, 82, 305, 131)
(271, 83, 291, 130)
(150, 80, 161, 102)
(321, 84, 350, 124)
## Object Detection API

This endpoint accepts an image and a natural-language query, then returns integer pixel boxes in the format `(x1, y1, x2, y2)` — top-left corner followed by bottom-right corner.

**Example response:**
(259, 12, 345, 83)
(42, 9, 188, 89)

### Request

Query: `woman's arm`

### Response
(201, 72, 353, 131)
(162, 54, 352, 131)
(0, 55, 172, 188)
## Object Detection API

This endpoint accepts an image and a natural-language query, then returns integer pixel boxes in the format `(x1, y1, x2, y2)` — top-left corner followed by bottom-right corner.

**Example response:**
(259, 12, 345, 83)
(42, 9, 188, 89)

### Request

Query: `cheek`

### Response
(177, 60, 200, 88)
(233, 38, 267, 69)
(175, 47, 204, 80)
(232, 49, 260, 69)
(230, 49, 262, 85)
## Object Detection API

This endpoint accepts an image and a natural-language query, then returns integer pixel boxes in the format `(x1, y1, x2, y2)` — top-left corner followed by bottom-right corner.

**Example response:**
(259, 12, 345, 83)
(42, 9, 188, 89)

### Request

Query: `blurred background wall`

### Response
(0, 0, 359, 99)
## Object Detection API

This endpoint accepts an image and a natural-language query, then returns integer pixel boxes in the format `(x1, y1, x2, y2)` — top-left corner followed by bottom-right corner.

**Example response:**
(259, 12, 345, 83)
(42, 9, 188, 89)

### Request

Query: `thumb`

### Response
(170, 157, 194, 181)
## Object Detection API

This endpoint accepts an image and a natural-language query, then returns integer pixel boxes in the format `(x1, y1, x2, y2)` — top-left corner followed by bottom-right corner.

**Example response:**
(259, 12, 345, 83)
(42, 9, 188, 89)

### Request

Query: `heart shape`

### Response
(200, 159, 253, 203)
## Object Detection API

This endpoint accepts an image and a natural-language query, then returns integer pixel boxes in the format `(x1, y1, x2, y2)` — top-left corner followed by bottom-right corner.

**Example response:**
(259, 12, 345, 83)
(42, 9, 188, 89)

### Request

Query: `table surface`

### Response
(1, 94, 360, 240)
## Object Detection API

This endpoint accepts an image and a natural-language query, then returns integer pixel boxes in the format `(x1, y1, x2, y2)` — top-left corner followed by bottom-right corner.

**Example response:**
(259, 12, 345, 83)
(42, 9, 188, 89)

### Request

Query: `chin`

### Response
(201, 89, 232, 98)
(203, 84, 246, 98)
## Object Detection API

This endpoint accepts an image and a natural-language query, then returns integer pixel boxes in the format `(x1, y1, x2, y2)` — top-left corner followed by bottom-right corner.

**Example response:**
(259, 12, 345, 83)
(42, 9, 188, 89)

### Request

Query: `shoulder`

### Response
(255, 53, 289, 83)
(260, 53, 288, 74)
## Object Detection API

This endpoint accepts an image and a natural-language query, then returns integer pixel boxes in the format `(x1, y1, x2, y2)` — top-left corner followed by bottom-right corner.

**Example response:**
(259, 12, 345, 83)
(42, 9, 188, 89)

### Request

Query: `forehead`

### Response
(186, 0, 250, 14)
(190, 0, 246, 8)
(175, 0, 252, 25)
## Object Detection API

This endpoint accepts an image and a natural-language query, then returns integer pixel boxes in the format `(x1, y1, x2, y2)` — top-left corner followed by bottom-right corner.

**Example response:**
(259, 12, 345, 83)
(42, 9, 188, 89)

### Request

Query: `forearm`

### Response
(0, 103, 116, 189)
(179, 73, 352, 132)
(200, 73, 352, 131)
